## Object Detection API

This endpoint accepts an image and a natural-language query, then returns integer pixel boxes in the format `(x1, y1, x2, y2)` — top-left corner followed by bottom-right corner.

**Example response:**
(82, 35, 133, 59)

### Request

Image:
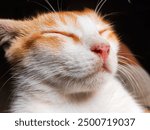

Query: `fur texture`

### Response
(0, 9, 149, 112)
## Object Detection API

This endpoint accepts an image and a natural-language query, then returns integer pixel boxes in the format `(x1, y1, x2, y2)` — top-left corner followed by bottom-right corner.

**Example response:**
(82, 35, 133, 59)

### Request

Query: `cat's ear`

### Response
(0, 19, 21, 50)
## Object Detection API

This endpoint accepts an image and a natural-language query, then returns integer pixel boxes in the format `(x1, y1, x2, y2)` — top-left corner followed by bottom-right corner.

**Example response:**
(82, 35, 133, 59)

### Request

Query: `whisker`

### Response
(95, 0, 103, 13)
(0, 74, 16, 91)
(0, 66, 13, 80)
(118, 66, 139, 97)
(28, 0, 51, 11)
(118, 65, 146, 102)
(119, 51, 141, 58)
(118, 65, 134, 85)
(119, 65, 139, 86)
(118, 55, 137, 64)
(0, 61, 19, 80)
(97, 0, 107, 14)
(57, 0, 60, 11)
(103, 12, 122, 19)
(44, 0, 56, 12)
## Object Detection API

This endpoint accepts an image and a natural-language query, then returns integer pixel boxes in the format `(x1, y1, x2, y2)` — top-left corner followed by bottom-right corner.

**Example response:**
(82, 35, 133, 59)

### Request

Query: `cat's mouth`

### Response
(101, 63, 111, 73)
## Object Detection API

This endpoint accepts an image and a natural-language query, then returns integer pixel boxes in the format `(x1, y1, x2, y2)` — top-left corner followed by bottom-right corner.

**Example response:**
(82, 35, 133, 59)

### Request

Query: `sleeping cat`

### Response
(0, 9, 150, 112)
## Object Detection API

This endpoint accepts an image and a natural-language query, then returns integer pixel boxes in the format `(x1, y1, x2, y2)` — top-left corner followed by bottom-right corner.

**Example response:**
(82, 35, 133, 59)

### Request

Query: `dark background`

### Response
(0, 0, 150, 112)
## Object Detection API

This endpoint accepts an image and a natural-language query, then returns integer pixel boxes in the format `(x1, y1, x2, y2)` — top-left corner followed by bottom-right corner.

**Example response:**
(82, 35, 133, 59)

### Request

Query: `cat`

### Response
(0, 9, 150, 112)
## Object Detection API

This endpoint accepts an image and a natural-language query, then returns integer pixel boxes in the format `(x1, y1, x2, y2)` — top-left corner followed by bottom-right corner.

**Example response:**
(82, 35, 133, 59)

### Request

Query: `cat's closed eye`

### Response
(42, 30, 80, 42)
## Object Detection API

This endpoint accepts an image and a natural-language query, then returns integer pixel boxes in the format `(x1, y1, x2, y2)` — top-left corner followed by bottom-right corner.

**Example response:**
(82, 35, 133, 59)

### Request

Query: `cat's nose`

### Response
(91, 43, 110, 62)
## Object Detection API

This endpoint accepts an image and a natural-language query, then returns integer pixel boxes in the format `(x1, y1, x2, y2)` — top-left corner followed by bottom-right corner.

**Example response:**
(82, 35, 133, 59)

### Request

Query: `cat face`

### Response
(0, 9, 120, 93)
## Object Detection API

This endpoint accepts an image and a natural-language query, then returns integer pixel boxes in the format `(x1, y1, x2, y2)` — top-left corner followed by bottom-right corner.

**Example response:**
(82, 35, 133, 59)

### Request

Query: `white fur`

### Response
(11, 77, 143, 113)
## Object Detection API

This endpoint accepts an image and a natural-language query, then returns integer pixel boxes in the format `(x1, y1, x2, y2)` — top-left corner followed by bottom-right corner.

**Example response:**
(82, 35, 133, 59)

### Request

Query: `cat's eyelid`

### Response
(42, 30, 80, 42)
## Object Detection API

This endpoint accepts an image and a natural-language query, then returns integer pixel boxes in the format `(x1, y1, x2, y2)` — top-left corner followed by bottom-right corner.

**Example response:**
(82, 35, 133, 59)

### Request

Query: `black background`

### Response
(0, 0, 150, 111)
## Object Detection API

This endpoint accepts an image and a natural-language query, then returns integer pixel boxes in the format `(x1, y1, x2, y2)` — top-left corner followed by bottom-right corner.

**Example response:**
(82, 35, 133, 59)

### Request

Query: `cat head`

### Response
(0, 9, 120, 93)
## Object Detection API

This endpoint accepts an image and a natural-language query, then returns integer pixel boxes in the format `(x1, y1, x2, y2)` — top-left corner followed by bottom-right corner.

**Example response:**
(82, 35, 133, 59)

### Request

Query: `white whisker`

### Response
(119, 52, 140, 58)
(118, 64, 146, 104)
(95, 0, 104, 13)
(28, 0, 51, 11)
(118, 55, 137, 64)
(0, 74, 16, 91)
(44, 0, 56, 12)
(0, 61, 19, 80)
(97, 0, 107, 14)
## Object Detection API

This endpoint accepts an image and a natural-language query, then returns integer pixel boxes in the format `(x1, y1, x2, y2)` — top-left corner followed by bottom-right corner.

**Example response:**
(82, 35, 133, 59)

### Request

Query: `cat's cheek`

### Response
(105, 42, 119, 74)
(106, 52, 118, 75)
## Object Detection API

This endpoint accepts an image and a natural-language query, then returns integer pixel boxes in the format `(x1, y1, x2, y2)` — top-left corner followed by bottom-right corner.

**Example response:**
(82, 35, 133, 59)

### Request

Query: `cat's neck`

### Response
(15, 75, 96, 103)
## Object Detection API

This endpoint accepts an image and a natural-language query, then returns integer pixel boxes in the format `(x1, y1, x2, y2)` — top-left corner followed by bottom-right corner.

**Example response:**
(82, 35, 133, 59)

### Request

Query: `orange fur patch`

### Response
(23, 33, 42, 49)
(108, 31, 119, 42)
(37, 36, 62, 50)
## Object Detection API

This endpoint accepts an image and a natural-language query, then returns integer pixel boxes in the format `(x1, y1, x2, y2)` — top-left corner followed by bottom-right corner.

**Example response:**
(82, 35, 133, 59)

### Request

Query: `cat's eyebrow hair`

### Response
(99, 28, 109, 34)
(42, 30, 80, 42)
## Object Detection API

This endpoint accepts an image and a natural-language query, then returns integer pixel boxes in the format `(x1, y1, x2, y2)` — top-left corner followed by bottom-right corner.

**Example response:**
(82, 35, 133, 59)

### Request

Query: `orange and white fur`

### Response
(0, 9, 150, 112)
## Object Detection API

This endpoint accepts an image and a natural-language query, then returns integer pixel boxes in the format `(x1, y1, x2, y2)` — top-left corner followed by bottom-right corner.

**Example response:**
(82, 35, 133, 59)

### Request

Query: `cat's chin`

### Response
(50, 72, 113, 94)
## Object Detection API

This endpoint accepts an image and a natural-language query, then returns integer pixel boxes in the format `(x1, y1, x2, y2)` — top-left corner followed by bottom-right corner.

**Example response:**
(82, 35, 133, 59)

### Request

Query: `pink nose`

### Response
(91, 43, 110, 62)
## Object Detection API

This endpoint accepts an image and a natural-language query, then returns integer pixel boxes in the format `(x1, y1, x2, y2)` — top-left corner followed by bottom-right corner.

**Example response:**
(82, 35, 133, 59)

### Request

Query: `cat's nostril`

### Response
(91, 43, 110, 62)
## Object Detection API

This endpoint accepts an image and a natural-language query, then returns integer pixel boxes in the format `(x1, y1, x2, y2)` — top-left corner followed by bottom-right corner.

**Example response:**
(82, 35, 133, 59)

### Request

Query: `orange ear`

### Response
(0, 19, 21, 50)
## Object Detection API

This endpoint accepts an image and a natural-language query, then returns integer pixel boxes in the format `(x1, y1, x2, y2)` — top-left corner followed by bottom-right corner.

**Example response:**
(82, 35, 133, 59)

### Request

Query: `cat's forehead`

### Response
(37, 9, 110, 33)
